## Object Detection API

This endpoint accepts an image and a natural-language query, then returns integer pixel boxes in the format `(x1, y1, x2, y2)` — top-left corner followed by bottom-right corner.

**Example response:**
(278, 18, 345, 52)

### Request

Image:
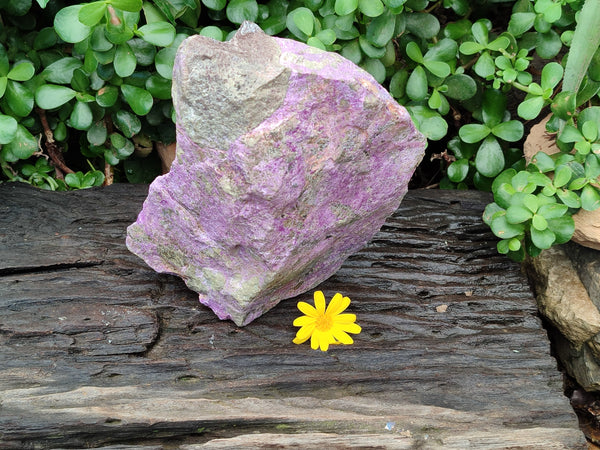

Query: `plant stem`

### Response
(36, 108, 74, 177)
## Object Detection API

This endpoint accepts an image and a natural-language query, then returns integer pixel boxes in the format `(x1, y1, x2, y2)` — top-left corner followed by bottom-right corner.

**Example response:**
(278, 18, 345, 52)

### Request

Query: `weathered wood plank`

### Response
(0, 182, 585, 448)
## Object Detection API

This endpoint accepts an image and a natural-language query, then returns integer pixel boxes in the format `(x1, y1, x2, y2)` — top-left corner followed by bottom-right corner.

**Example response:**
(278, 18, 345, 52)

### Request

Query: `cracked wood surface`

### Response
(0, 182, 585, 449)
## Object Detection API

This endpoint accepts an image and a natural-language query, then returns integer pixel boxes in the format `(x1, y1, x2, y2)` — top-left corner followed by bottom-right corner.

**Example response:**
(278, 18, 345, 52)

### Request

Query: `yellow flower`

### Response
(292, 291, 361, 352)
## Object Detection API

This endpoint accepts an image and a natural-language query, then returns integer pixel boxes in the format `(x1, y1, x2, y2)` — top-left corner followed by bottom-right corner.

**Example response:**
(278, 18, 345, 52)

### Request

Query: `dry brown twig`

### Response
(36, 107, 74, 179)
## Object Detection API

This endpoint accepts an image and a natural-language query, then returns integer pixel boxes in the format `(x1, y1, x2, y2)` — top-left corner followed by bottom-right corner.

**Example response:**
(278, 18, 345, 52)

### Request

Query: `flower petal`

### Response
(319, 338, 330, 352)
(294, 324, 314, 344)
(297, 301, 317, 317)
(293, 334, 310, 345)
(332, 328, 354, 345)
(310, 331, 320, 350)
(293, 315, 315, 327)
(333, 313, 356, 324)
(314, 290, 326, 314)
(339, 322, 362, 334)
(326, 293, 351, 316)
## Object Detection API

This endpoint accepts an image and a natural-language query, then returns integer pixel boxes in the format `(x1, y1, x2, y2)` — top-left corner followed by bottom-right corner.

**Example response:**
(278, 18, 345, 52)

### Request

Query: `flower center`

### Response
(315, 314, 333, 332)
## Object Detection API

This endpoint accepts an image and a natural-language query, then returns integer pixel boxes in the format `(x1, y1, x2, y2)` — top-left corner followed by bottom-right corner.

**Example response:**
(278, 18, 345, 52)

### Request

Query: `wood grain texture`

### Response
(0, 182, 585, 449)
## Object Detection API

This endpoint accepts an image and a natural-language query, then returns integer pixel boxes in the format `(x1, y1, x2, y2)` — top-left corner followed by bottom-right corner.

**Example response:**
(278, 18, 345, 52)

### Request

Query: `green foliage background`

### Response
(1, 0, 600, 259)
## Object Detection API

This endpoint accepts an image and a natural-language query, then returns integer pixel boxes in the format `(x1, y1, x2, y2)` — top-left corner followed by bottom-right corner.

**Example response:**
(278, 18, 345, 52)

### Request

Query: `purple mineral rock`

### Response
(126, 22, 426, 326)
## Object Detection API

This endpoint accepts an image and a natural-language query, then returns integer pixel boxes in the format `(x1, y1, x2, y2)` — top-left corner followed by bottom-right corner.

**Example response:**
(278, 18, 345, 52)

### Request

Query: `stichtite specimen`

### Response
(126, 22, 426, 326)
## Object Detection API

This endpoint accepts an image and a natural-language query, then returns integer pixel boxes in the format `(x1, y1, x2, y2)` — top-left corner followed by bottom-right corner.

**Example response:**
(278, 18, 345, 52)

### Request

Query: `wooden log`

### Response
(0, 182, 585, 448)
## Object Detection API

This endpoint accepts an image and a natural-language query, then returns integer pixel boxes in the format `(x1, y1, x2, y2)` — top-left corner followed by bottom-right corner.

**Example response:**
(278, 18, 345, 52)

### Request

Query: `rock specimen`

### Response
(126, 22, 426, 326)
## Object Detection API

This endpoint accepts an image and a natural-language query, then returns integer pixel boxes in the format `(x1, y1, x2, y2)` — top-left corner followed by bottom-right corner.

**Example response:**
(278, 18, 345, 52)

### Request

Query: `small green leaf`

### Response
(406, 105, 448, 141)
(445, 74, 477, 100)
(447, 158, 469, 183)
(481, 89, 506, 127)
(307, 36, 325, 50)
(65, 172, 83, 189)
(490, 213, 526, 239)
(581, 184, 600, 211)
(0, 77, 5, 99)
(35, 84, 77, 109)
(316, 29, 336, 46)
(155, 46, 177, 79)
(335, 0, 358, 16)
(0, 114, 18, 144)
(471, 20, 489, 46)
(530, 151, 556, 172)
(406, 65, 428, 101)
(202, 0, 226, 10)
(44, 57, 83, 85)
(341, 40, 362, 65)
(508, 237, 522, 252)
(517, 96, 545, 120)
(6, 81, 34, 117)
(109, 0, 143, 12)
(113, 110, 141, 137)
(87, 120, 108, 146)
(360, 58, 386, 83)
(459, 41, 485, 55)
(1, 124, 37, 161)
(540, 61, 563, 91)
(547, 216, 575, 244)
(582, 120, 599, 142)
(508, 12, 536, 36)
(551, 91, 576, 120)
(290, 7, 314, 37)
(226, 0, 258, 24)
(114, 43, 137, 77)
(506, 205, 533, 223)
(536, 30, 562, 59)
(406, 41, 424, 64)
(475, 136, 505, 178)
(473, 51, 495, 79)
(492, 120, 524, 142)
(366, 9, 395, 48)
(405, 13, 440, 39)
(553, 165, 572, 188)
(136, 22, 176, 46)
(78, 2, 107, 26)
(459, 123, 491, 143)
(423, 60, 450, 78)
(200, 26, 225, 41)
(145, 74, 171, 100)
(569, 178, 588, 191)
(54, 5, 92, 43)
(531, 213, 548, 231)
(538, 203, 568, 220)
(104, 8, 135, 44)
(7, 62, 35, 82)
(96, 85, 119, 107)
(531, 226, 555, 249)
(69, 101, 93, 130)
(497, 239, 511, 254)
(358, 0, 384, 17)
(487, 36, 510, 51)
(359, 36, 386, 58)
(483, 202, 504, 226)
(121, 84, 153, 115)
(110, 132, 135, 159)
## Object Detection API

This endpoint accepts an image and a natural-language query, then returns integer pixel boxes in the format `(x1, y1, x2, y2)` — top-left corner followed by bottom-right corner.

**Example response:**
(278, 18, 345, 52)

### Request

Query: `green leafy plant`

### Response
(484, 0, 600, 260)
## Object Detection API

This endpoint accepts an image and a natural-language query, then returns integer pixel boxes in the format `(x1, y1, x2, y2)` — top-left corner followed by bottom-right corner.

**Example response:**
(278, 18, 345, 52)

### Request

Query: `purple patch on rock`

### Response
(126, 22, 426, 326)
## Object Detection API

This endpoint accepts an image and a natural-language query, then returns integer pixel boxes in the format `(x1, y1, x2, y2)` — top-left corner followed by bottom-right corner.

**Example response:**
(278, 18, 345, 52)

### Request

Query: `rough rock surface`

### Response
(526, 243, 600, 391)
(126, 23, 426, 326)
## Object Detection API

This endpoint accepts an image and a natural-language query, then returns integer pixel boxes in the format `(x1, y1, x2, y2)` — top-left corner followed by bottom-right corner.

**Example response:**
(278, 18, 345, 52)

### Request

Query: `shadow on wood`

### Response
(0, 182, 585, 448)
